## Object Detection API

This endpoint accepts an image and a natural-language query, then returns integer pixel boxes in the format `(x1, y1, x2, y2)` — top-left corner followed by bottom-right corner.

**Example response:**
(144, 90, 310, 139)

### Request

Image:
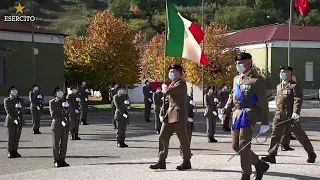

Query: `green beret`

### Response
(280, 65, 293, 71)
(235, 52, 252, 61)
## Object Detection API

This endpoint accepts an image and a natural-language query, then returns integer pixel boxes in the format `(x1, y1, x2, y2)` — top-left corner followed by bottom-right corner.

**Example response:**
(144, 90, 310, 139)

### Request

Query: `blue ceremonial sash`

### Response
(232, 76, 257, 130)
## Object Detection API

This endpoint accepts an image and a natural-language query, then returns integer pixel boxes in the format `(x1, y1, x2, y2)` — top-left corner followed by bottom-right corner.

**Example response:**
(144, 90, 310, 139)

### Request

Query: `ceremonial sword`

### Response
(227, 118, 295, 162)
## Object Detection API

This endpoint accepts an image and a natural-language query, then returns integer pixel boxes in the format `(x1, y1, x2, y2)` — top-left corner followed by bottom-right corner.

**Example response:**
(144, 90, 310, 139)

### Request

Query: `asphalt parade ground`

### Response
(0, 107, 319, 180)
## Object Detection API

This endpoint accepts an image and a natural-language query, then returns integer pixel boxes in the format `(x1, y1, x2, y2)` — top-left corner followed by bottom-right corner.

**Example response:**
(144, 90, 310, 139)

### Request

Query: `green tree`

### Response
(109, 0, 134, 19)
(255, 0, 274, 9)
(295, 9, 320, 26)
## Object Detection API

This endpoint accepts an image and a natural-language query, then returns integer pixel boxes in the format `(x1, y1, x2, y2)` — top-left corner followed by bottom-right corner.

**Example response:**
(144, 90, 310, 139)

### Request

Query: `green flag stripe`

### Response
(165, 1, 184, 57)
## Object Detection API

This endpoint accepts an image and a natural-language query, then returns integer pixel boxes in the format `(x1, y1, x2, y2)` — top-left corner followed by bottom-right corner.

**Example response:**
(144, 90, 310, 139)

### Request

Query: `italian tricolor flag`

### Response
(165, 1, 208, 65)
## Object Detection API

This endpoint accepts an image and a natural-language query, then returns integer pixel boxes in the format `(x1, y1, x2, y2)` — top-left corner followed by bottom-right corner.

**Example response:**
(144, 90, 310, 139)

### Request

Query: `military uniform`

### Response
(204, 89, 219, 142)
(113, 90, 129, 148)
(261, 66, 316, 164)
(4, 87, 24, 158)
(153, 89, 163, 133)
(225, 53, 269, 180)
(150, 65, 191, 170)
(109, 85, 118, 129)
(67, 87, 81, 140)
(79, 84, 91, 125)
(143, 81, 153, 122)
(218, 87, 231, 131)
(29, 85, 44, 134)
(49, 87, 70, 168)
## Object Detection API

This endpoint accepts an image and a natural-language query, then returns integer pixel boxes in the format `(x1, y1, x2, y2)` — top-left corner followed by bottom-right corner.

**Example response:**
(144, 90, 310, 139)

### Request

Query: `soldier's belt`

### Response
(234, 103, 257, 109)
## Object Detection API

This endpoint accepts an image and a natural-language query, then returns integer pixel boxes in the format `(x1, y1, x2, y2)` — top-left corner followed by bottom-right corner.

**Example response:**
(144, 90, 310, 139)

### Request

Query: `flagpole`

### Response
(201, 0, 205, 107)
(288, 0, 293, 66)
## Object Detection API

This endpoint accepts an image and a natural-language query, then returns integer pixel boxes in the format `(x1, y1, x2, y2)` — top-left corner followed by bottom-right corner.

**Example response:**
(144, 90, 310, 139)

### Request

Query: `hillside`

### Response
(1, 0, 320, 39)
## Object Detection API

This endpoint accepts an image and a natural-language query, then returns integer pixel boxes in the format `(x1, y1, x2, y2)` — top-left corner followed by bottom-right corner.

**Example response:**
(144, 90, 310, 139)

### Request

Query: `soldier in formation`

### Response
(150, 64, 191, 170)
(113, 86, 129, 148)
(153, 85, 163, 134)
(143, 80, 153, 122)
(4, 86, 24, 158)
(29, 84, 44, 134)
(79, 81, 90, 125)
(181, 94, 195, 156)
(67, 86, 82, 140)
(204, 86, 219, 143)
(261, 66, 317, 164)
(218, 83, 231, 132)
(223, 53, 270, 180)
(109, 84, 119, 129)
(49, 87, 70, 168)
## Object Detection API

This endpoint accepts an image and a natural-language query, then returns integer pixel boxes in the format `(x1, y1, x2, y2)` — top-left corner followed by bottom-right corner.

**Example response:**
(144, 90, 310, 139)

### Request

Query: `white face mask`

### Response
(72, 89, 78, 94)
(168, 72, 175, 80)
(11, 89, 18, 96)
(82, 82, 86, 86)
(34, 87, 39, 91)
(236, 64, 246, 73)
(208, 89, 213, 94)
(56, 91, 64, 98)
(223, 86, 228, 90)
(146, 82, 149, 86)
(118, 89, 125, 95)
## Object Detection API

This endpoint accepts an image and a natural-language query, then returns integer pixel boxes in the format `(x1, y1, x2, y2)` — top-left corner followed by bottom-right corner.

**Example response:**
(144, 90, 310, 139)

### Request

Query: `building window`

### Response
(305, 62, 314, 82)
(0, 51, 5, 86)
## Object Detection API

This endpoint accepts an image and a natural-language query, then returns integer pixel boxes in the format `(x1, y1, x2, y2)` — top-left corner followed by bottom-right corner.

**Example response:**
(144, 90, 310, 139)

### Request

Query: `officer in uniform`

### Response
(223, 53, 270, 180)
(204, 86, 219, 143)
(79, 81, 91, 125)
(153, 85, 163, 134)
(113, 86, 129, 148)
(109, 84, 119, 129)
(149, 64, 192, 170)
(218, 83, 231, 131)
(261, 66, 317, 164)
(143, 80, 153, 122)
(49, 87, 70, 168)
(67, 86, 81, 140)
(4, 86, 24, 158)
(29, 84, 44, 134)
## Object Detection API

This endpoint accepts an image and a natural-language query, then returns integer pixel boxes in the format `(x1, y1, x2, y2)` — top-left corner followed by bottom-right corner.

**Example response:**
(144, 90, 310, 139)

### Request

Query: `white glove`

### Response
(159, 116, 164, 122)
(76, 97, 81, 102)
(15, 103, 22, 108)
(149, 90, 153, 94)
(189, 100, 195, 106)
(62, 102, 69, 108)
(259, 125, 270, 133)
(218, 114, 225, 121)
(127, 106, 131, 109)
(37, 106, 40, 110)
(37, 95, 42, 99)
(291, 113, 300, 119)
(213, 111, 217, 116)
(14, 120, 18, 125)
(161, 84, 167, 89)
(124, 100, 130, 105)
(188, 117, 193, 122)
(75, 109, 80, 113)
(85, 98, 88, 101)
(61, 121, 66, 127)
(123, 114, 128, 118)
(85, 89, 89, 93)
(214, 98, 219, 103)
(192, 109, 196, 112)
(161, 97, 164, 100)
(148, 98, 152, 102)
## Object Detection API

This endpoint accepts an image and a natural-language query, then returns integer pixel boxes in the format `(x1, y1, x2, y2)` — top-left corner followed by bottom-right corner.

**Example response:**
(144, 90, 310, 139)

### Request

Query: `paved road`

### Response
(0, 108, 319, 180)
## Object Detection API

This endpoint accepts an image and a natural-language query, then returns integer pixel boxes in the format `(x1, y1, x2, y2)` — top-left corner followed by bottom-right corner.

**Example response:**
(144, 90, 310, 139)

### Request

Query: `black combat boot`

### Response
(149, 159, 166, 169)
(113, 123, 117, 129)
(7, 151, 16, 158)
(156, 129, 161, 134)
(33, 129, 41, 134)
(254, 160, 269, 180)
(223, 126, 231, 132)
(241, 174, 250, 180)
(208, 137, 218, 143)
(117, 141, 128, 148)
(122, 142, 128, 147)
(176, 159, 191, 170)
(71, 135, 75, 140)
(60, 159, 70, 167)
(82, 121, 89, 125)
(307, 152, 317, 163)
(280, 144, 294, 151)
(290, 135, 296, 140)
(260, 154, 276, 164)
(14, 150, 21, 158)
(75, 135, 81, 140)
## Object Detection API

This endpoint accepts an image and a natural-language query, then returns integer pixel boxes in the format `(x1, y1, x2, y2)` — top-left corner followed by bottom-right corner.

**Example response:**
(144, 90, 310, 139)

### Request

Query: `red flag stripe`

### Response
(188, 22, 204, 44)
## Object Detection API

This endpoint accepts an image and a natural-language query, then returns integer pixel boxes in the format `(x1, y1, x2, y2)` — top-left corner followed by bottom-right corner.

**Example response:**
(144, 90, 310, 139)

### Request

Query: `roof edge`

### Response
(0, 29, 67, 37)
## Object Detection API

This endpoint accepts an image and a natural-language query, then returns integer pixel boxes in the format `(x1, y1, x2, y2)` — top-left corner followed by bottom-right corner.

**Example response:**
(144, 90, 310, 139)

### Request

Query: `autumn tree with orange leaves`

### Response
(64, 10, 140, 90)
(140, 22, 237, 87)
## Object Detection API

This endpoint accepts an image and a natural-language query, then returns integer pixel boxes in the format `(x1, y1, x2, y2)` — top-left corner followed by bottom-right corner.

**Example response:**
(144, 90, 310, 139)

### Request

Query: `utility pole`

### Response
(31, 0, 35, 84)
(201, 0, 205, 107)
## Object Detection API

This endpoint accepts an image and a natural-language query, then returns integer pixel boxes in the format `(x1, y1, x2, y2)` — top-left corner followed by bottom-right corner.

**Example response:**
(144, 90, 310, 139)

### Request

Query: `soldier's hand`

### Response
(214, 98, 219, 103)
(159, 116, 164, 122)
(123, 114, 128, 118)
(291, 113, 300, 120)
(212, 111, 217, 116)
(187, 117, 193, 122)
